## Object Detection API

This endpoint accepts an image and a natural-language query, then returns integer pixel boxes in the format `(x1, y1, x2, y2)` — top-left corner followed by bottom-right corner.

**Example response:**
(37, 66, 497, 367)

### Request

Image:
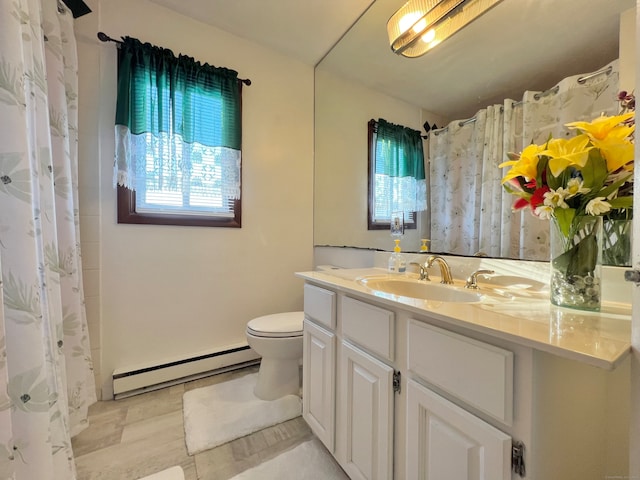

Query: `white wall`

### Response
(619, 6, 637, 92)
(75, 0, 314, 399)
(314, 69, 447, 253)
(75, 0, 102, 398)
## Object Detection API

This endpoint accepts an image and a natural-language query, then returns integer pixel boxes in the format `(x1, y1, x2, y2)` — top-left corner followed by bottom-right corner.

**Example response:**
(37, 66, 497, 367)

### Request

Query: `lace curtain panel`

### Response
(114, 127, 241, 214)
(429, 59, 621, 259)
(0, 1, 96, 478)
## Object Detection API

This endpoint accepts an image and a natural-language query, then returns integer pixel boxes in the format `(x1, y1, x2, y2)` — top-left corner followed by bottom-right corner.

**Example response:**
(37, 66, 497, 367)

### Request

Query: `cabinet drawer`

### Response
(304, 284, 336, 329)
(341, 296, 394, 362)
(408, 320, 513, 425)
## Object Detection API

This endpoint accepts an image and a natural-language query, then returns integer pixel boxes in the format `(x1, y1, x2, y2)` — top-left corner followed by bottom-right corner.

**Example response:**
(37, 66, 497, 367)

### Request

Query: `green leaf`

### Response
(546, 169, 564, 191)
(608, 196, 633, 209)
(554, 208, 575, 237)
(552, 227, 599, 277)
(596, 173, 633, 199)
(502, 181, 532, 198)
(568, 234, 598, 276)
(537, 155, 550, 188)
(579, 150, 608, 190)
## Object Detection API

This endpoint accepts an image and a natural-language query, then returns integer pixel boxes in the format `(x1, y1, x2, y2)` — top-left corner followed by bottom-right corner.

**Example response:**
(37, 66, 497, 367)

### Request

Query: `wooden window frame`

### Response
(118, 186, 242, 228)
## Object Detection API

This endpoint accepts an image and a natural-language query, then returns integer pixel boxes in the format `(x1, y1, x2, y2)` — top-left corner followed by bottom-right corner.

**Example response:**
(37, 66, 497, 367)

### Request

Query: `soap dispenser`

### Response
(388, 239, 406, 274)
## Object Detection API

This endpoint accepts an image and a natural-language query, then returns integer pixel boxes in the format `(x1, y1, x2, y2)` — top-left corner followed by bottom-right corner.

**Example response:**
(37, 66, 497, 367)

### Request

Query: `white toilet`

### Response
(246, 311, 304, 400)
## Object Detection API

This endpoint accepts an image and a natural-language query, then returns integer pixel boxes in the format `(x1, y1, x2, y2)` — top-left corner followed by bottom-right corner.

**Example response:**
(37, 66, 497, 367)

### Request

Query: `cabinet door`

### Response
(406, 379, 511, 480)
(339, 341, 394, 480)
(303, 319, 336, 452)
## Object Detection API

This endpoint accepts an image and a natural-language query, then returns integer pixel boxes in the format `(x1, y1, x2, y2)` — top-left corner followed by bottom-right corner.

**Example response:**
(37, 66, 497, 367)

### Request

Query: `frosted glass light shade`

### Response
(387, 0, 503, 57)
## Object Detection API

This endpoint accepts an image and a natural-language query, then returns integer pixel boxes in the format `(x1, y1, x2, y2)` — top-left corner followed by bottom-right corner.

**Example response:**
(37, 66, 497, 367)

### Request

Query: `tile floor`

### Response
(72, 365, 328, 480)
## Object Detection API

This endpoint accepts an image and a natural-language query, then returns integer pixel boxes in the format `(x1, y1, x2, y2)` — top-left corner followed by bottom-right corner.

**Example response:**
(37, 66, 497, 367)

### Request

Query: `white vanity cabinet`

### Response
(339, 340, 394, 480)
(300, 277, 630, 480)
(303, 318, 336, 451)
(337, 296, 396, 480)
(302, 284, 337, 452)
(406, 320, 514, 479)
(406, 379, 511, 479)
(303, 284, 396, 480)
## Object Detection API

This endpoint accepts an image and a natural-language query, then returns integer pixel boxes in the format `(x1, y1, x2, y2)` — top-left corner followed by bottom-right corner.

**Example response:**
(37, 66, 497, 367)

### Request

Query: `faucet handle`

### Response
(409, 262, 430, 281)
(465, 269, 495, 289)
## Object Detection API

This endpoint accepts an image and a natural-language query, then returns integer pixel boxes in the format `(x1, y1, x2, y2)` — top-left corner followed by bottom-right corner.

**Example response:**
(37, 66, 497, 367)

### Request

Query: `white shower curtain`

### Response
(429, 60, 621, 260)
(429, 105, 505, 255)
(0, 1, 96, 479)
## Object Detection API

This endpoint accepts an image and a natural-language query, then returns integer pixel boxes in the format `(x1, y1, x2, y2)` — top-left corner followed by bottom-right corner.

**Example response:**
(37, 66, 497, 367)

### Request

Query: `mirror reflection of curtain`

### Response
(0, 1, 96, 478)
(429, 60, 620, 260)
(429, 106, 504, 255)
(374, 118, 427, 220)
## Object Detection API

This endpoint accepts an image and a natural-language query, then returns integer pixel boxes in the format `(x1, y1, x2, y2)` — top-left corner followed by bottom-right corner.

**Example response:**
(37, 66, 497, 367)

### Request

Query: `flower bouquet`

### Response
(602, 91, 635, 267)
(499, 99, 634, 311)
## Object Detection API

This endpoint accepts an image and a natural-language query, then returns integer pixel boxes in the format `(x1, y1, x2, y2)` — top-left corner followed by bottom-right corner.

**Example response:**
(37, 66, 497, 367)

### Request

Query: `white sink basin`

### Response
(477, 275, 549, 300)
(357, 275, 483, 303)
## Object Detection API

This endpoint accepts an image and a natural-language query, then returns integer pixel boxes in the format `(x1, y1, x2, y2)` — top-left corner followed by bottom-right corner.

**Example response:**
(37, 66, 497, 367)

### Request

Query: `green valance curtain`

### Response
(114, 36, 242, 204)
(374, 118, 427, 215)
(375, 118, 426, 180)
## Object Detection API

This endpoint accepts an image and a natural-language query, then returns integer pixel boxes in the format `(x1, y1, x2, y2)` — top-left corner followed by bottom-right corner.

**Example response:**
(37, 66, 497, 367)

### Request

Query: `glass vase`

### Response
(550, 215, 602, 311)
(602, 218, 632, 267)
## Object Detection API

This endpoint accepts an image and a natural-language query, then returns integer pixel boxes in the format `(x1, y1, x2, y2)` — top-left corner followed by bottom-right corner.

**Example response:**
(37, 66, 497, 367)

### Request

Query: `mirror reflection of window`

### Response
(367, 118, 427, 230)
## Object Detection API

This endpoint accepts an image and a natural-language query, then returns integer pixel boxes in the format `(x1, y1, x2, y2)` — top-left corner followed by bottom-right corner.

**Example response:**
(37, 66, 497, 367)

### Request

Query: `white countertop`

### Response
(296, 267, 632, 370)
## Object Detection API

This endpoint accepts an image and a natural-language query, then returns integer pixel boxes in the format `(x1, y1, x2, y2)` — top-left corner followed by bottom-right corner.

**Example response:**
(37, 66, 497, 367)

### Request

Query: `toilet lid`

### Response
(247, 311, 304, 338)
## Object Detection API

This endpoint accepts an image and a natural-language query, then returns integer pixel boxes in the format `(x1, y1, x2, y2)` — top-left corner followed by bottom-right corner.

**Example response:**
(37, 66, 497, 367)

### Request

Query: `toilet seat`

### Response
(246, 311, 304, 338)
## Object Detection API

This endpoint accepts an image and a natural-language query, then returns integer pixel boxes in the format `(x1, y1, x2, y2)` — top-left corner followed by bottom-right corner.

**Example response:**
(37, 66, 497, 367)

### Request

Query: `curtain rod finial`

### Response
(97, 32, 123, 44)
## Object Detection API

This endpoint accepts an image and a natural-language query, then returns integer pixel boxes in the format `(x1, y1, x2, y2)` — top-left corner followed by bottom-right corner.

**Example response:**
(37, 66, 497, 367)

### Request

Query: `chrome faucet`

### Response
(409, 262, 430, 281)
(465, 269, 495, 289)
(426, 255, 454, 284)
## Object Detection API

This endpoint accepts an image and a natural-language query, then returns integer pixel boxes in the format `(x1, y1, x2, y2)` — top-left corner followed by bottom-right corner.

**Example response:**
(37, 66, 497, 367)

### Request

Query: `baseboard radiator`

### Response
(112, 344, 260, 399)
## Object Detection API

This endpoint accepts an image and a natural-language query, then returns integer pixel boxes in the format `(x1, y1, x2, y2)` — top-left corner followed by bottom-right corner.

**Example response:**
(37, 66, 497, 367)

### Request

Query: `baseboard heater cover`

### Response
(112, 344, 260, 399)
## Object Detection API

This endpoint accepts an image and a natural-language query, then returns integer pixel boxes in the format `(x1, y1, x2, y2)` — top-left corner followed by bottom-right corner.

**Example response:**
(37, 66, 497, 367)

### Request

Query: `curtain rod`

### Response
(458, 117, 476, 127)
(432, 64, 616, 133)
(97, 32, 252, 86)
(534, 85, 559, 101)
(512, 65, 614, 107)
(577, 65, 613, 84)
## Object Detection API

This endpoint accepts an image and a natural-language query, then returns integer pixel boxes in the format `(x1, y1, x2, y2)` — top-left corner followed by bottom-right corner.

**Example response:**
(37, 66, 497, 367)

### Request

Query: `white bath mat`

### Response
(182, 372, 302, 455)
(229, 439, 349, 480)
(136, 466, 184, 480)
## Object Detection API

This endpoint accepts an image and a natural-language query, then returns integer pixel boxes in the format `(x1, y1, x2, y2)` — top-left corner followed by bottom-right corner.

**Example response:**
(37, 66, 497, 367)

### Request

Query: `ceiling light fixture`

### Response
(387, 0, 503, 58)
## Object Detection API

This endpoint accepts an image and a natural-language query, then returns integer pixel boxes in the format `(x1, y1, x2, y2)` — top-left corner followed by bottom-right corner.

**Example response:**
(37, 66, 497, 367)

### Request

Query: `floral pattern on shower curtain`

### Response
(429, 59, 621, 260)
(0, 1, 96, 479)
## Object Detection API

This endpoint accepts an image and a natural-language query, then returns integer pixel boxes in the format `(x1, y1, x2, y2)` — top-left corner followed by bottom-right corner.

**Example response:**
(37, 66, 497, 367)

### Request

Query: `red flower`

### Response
(530, 186, 550, 208)
(512, 197, 529, 210)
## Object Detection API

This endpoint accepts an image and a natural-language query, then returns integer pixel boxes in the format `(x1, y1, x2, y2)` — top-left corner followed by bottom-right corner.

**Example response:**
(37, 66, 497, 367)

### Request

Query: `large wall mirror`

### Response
(314, 0, 636, 258)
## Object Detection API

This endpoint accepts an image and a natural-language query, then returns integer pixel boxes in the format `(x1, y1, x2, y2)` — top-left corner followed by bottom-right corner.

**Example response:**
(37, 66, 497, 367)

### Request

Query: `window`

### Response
(368, 119, 427, 230)
(114, 37, 244, 227)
